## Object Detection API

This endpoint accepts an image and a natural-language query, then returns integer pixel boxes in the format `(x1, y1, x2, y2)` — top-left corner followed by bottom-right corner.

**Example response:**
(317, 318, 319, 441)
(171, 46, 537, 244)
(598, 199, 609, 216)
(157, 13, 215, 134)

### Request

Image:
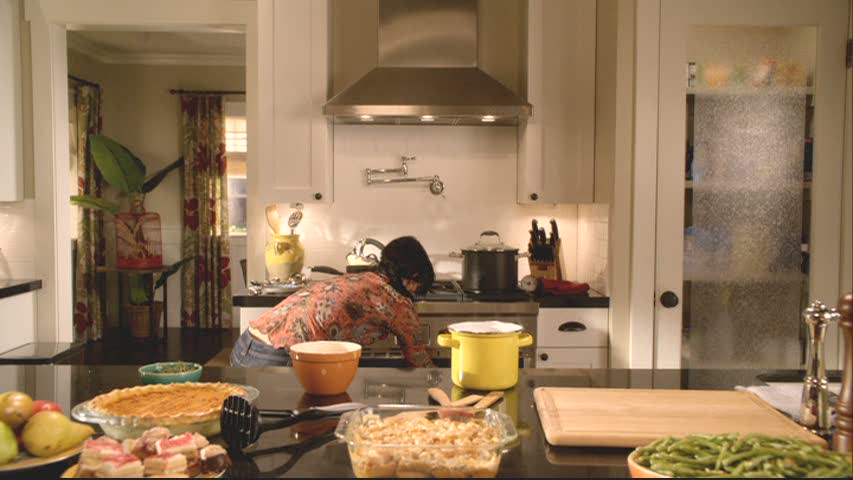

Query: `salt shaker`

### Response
(800, 301, 838, 435)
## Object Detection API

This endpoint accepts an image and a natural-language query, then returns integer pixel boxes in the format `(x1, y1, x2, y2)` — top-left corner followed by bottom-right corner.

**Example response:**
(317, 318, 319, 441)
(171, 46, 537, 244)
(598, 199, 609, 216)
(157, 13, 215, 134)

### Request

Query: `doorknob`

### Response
(660, 291, 679, 308)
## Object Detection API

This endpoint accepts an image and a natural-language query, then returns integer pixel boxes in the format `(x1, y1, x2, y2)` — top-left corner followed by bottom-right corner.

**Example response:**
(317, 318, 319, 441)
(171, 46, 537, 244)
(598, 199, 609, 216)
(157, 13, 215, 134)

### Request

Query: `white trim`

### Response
(27, 0, 72, 342)
(606, 0, 637, 368)
(66, 34, 245, 66)
(628, 0, 660, 368)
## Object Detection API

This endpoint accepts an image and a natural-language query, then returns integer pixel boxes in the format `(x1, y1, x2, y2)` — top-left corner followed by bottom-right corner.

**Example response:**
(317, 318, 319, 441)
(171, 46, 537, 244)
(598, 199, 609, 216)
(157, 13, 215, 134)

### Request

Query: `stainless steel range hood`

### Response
(324, 0, 532, 126)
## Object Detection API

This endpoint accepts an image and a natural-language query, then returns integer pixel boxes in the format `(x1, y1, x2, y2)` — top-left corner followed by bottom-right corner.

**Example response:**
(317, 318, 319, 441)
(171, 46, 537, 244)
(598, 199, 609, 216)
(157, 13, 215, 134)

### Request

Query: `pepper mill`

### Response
(834, 292, 853, 452)
(800, 301, 837, 435)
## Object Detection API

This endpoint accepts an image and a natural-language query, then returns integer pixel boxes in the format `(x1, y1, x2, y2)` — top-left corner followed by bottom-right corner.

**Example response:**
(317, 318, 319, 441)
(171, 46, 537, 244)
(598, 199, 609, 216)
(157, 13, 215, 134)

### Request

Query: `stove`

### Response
(360, 280, 539, 368)
(416, 280, 534, 303)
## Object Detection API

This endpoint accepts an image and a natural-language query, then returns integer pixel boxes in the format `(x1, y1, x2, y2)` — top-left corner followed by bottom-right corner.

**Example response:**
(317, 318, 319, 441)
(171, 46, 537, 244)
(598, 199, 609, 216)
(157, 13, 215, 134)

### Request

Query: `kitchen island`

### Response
(0, 366, 816, 478)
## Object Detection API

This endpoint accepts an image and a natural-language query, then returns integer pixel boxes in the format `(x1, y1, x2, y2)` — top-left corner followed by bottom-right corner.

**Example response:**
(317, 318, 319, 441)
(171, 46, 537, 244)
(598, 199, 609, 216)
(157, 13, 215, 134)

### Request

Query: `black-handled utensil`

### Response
(220, 395, 364, 451)
(227, 432, 338, 479)
(549, 218, 559, 246)
(531, 220, 539, 245)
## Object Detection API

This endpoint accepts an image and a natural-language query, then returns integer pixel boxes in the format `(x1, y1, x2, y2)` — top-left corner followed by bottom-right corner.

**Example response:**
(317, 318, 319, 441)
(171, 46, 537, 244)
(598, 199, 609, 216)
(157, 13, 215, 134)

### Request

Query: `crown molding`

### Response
(67, 34, 245, 67)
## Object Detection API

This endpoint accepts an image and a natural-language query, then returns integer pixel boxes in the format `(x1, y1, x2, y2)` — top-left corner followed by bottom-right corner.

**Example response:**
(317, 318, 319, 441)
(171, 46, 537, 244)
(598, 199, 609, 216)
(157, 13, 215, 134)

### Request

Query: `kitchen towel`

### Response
(735, 382, 841, 423)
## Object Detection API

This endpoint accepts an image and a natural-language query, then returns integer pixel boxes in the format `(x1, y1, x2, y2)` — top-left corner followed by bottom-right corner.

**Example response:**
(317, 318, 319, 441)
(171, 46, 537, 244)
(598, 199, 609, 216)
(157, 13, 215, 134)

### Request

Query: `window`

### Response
(225, 100, 247, 235)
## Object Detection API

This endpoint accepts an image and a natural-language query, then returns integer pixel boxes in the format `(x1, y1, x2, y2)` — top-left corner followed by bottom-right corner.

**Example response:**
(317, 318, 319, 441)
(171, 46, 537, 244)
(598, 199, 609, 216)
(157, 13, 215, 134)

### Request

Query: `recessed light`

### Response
(420, 115, 435, 122)
(481, 115, 496, 123)
(359, 115, 374, 122)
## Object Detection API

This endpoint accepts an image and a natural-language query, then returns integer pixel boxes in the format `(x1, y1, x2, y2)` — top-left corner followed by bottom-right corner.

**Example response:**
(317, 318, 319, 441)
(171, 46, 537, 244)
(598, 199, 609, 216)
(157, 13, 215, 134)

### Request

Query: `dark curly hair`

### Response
(378, 236, 434, 299)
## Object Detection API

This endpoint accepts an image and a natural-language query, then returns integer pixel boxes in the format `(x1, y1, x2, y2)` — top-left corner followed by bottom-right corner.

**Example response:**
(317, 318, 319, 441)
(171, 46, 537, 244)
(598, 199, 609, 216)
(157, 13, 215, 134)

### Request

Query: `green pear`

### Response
(0, 421, 18, 465)
(21, 411, 94, 457)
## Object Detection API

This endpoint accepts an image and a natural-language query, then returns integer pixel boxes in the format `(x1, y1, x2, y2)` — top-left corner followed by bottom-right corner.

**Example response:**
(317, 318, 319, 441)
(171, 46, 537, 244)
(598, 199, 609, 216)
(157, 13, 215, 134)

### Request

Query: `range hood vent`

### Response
(324, 0, 532, 126)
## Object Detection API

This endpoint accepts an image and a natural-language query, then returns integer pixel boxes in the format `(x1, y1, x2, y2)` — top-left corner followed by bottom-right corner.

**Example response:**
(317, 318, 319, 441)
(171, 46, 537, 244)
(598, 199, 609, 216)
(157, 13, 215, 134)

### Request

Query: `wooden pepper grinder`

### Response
(834, 292, 852, 452)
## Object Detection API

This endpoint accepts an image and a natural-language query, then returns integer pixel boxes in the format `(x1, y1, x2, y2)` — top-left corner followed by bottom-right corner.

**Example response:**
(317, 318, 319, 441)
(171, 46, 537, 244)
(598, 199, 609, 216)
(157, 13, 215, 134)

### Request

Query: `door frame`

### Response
(638, 0, 851, 368)
(25, 0, 253, 343)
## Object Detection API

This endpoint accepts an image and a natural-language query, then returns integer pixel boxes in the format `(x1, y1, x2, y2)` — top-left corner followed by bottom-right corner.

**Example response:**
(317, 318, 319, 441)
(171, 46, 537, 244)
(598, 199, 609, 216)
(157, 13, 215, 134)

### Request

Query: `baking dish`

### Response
(334, 405, 518, 478)
(71, 384, 259, 440)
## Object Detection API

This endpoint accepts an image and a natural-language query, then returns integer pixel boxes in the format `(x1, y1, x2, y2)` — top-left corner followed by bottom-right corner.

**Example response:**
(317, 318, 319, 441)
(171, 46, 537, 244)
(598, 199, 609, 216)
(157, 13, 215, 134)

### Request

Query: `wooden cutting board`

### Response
(534, 387, 826, 448)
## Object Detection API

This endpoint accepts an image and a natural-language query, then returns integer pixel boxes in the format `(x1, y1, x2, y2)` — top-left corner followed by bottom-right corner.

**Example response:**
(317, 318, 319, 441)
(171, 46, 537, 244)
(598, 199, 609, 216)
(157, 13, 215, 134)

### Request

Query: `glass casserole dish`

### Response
(335, 405, 518, 478)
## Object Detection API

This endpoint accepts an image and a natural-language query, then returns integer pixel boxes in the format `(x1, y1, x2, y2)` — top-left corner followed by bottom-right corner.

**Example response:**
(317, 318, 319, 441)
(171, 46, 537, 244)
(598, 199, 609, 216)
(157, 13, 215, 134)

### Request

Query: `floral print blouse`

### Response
(250, 272, 433, 367)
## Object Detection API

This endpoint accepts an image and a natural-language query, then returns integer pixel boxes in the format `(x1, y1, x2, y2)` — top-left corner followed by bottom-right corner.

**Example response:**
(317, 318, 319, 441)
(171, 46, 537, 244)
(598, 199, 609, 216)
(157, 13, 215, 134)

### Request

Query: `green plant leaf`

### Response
(128, 274, 150, 305)
(155, 256, 194, 291)
(70, 195, 121, 215)
(90, 134, 147, 193)
(142, 156, 184, 193)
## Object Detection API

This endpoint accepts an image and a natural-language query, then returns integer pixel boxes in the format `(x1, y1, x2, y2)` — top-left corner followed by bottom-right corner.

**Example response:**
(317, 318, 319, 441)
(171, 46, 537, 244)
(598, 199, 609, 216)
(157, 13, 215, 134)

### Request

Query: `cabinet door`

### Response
(653, 0, 849, 368)
(0, 0, 23, 202)
(258, 0, 332, 204)
(518, 0, 595, 204)
(536, 348, 608, 368)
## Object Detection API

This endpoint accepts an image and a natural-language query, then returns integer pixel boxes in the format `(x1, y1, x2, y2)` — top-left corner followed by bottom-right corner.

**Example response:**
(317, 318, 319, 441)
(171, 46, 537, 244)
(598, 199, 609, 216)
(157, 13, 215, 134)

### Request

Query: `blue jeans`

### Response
(230, 330, 292, 367)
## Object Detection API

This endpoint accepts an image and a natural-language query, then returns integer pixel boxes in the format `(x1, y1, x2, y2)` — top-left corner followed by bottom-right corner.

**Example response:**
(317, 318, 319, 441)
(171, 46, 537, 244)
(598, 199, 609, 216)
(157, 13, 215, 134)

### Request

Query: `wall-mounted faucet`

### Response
(366, 156, 445, 195)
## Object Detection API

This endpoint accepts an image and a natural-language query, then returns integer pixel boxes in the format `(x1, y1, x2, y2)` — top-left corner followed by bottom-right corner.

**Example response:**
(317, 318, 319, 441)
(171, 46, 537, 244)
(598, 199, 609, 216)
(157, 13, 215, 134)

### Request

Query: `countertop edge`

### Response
(0, 279, 43, 300)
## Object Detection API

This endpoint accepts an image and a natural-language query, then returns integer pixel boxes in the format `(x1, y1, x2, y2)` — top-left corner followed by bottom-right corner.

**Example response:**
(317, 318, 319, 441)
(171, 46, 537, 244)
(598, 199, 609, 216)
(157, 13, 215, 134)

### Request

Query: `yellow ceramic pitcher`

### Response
(437, 321, 533, 390)
(265, 234, 305, 281)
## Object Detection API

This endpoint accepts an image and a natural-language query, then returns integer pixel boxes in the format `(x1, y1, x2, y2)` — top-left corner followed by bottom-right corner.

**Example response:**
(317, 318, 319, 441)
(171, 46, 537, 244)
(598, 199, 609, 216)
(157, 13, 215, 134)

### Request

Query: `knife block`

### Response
(528, 240, 564, 281)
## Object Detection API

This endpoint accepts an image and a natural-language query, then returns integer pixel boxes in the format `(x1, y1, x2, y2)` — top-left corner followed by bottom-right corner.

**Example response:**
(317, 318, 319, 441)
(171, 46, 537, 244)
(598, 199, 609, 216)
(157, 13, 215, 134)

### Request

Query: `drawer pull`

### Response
(558, 321, 586, 332)
(539, 353, 549, 361)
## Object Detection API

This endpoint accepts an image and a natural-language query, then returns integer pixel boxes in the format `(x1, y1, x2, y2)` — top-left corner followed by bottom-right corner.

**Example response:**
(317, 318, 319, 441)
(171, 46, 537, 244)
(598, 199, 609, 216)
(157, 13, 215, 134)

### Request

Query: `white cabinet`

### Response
(536, 308, 609, 368)
(0, 0, 24, 202)
(518, 0, 596, 204)
(256, 0, 333, 205)
(0, 292, 35, 355)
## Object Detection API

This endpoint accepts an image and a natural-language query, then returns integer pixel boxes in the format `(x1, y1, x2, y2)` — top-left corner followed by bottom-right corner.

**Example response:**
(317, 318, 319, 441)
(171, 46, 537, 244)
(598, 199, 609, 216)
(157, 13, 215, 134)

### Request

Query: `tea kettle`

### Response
(346, 238, 384, 272)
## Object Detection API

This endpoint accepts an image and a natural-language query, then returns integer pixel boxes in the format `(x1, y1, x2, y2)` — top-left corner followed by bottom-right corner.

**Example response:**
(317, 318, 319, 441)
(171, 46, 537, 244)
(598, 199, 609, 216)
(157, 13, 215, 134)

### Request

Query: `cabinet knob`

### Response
(660, 291, 679, 308)
(314, 192, 323, 200)
(529, 192, 539, 201)
(539, 353, 549, 361)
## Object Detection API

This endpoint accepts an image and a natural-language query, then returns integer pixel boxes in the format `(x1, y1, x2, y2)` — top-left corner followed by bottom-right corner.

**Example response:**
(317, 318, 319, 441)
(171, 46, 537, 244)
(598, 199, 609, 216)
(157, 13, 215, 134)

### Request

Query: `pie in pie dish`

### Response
(89, 383, 246, 424)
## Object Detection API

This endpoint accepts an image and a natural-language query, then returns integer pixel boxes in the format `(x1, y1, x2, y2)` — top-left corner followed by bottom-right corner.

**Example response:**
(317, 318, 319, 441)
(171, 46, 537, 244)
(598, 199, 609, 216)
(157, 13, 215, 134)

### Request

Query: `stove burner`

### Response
(417, 280, 533, 303)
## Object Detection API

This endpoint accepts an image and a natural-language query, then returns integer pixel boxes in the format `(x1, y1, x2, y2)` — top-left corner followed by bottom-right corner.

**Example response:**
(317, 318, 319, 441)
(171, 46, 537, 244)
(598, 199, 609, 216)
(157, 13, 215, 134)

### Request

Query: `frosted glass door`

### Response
(684, 29, 813, 368)
(655, 0, 849, 369)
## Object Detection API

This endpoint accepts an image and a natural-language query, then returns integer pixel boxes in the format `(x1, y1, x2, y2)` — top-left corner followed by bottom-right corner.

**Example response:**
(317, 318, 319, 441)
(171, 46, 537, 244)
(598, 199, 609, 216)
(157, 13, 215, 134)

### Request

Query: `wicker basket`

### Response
(125, 302, 163, 338)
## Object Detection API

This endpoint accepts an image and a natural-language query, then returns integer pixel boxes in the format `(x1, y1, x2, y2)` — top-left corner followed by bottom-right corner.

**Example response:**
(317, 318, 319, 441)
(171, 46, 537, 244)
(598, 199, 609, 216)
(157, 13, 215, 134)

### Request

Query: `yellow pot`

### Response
(265, 234, 305, 280)
(437, 322, 533, 391)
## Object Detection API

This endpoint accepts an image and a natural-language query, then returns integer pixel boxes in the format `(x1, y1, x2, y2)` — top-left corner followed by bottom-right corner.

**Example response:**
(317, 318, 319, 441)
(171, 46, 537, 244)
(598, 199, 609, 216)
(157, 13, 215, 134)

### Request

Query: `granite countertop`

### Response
(0, 278, 42, 300)
(0, 366, 796, 479)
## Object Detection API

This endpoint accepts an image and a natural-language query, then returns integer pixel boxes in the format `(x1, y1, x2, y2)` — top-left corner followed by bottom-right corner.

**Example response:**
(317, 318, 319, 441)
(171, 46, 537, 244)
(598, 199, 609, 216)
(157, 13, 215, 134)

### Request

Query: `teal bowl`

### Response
(139, 362, 203, 384)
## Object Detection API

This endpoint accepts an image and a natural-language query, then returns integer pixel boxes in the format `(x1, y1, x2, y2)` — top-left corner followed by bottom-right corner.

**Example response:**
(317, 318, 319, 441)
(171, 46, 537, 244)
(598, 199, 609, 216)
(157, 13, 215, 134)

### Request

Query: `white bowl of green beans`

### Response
(628, 433, 852, 478)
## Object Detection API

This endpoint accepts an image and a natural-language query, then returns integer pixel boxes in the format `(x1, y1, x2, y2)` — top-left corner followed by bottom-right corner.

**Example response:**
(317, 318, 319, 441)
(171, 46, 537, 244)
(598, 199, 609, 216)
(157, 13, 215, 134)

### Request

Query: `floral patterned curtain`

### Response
(180, 95, 233, 329)
(71, 83, 105, 341)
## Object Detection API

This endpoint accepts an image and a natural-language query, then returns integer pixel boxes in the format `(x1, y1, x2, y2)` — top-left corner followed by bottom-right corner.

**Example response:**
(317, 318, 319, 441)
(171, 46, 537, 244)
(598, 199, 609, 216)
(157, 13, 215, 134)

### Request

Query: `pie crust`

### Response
(89, 383, 245, 424)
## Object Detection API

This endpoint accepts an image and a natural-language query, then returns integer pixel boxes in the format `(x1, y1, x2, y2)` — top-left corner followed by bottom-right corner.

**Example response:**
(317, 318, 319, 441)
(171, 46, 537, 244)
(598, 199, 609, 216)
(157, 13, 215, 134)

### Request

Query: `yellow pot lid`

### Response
(448, 321, 523, 334)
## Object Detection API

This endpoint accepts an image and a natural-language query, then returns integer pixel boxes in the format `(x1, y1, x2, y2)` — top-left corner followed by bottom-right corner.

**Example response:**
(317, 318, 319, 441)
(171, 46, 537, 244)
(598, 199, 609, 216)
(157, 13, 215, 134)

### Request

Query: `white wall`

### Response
(0, 200, 36, 279)
(263, 125, 593, 284)
(67, 49, 245, 327)
(578, 203, 609, 294)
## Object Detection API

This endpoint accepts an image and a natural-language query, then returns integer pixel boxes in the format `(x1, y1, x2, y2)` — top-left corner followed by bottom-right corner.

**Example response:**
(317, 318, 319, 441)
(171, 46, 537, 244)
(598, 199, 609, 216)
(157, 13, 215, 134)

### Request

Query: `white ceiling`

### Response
(67, 30, 246, 66)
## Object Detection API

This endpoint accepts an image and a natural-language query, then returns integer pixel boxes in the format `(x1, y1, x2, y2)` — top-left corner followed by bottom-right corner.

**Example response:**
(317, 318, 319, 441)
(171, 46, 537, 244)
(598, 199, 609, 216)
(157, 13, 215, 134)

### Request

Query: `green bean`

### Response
(634, 433, 853, 478)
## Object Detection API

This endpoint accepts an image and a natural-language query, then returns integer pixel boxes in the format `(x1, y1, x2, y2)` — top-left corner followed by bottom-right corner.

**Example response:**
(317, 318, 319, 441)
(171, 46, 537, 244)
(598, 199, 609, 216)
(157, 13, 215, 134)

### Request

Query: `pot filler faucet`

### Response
(800, 301, 839, 435)
(365, 156, 445, 195)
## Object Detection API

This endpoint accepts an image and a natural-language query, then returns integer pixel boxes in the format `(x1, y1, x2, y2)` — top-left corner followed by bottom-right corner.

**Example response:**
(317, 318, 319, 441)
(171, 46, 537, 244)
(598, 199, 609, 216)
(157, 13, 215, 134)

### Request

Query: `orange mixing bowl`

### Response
(627, 449, 670, 478)
(290, 341, 361, 396)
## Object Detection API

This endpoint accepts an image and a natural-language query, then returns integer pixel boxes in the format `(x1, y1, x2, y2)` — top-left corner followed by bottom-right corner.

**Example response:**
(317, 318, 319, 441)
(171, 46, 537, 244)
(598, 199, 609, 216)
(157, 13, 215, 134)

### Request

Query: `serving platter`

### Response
(60, 464, 226, 478)
(0, 444, 84, 473)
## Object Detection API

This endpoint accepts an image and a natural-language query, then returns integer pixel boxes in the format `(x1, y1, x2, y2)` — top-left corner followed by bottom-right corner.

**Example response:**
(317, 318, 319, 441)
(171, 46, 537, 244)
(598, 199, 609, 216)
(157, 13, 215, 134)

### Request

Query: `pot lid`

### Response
(448, 321, 523, 334)
(463, 231, 517, 253)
